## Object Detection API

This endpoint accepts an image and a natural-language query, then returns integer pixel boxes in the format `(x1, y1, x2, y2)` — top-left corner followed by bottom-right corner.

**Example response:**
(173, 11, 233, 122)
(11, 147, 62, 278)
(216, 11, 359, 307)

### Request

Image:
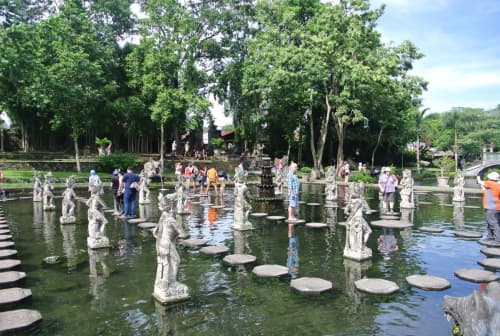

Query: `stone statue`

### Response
(233, 182, 253, 231)
(138, 170, 151, 204)
(175, 180, 188, 214)
(325, 165, 338, 202)
(452, 169, 465, 202)
(86, 183, 110, 249)
(399, 169, 415, 209)
(42, 172, 56, 211)
(343, 182, 372, 261)
(152, 205, 190, 304)
(144, 158, 160, 178)
(33, 171, 43, 202)
(234, 163, 248, 184)
(60, 176, 77, 224)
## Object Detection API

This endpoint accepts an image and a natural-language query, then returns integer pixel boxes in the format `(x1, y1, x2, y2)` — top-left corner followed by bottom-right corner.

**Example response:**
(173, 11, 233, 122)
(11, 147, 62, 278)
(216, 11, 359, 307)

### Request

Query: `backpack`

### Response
(192, 166, 199, 177)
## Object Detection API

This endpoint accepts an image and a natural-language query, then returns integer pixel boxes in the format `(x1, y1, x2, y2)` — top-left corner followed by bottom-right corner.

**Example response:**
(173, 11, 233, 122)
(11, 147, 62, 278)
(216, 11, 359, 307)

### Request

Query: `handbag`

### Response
(130, 181, 140, 190)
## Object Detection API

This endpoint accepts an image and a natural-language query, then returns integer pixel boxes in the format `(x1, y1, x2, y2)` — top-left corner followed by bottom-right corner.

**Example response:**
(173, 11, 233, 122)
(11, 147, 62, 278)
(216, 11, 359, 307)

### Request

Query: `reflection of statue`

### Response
(138, 170, 151, 204)
(287, 224, 299, 278)
(86, 184, 110, 249)
(60, 224, 77, 270)
(143, 158, 160, 178)
(343, 182, 372, 261)
(43, 172, 56, 211)
(60, 176, 77, 224)
(155, 301, 179, 335)
(399, 169, 415, 209)
(33, 171, 43, 202)
(233, 182, 253, 231)
(377, 228, 399, 256)
(344, 259, 372, 312)
(325, 166, 338, 202)
(88, 249, 110, 310)
(400, 208, 414, 224)
(453, 203, 464, 228)
(325, 207, 337, 226)
(452, 170, 465, 202)
(173, 180, 188, 214)
(152, 206, 190, 304)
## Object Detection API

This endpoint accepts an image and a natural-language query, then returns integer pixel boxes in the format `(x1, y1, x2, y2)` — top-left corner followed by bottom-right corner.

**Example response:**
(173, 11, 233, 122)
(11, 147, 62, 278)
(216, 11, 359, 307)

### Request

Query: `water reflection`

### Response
(287, 224, 299, 278)
(453, 203, 464, 228)
(155, 301, 179, 336)
(234, 230, 251, 276)
(60, 224, 77, 270)
(377, 228, 399, 257)
(43, 209, 56, 253)
(400, 208, 414, 224)
(435, 193, 449, 205)
(325, 207, 337, 226)
(138, 203, 153, 221)
(88, 248, 110, 311)
(344, 259, 372, 311)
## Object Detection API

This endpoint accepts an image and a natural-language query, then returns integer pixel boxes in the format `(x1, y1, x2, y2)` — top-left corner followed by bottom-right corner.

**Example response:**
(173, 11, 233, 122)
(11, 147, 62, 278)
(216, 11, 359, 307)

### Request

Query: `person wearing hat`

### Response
(378, 167, 398, 214)
(477, 172, 500, 242)
(88, 169, 101, 191)
(111, 169, 123, 215)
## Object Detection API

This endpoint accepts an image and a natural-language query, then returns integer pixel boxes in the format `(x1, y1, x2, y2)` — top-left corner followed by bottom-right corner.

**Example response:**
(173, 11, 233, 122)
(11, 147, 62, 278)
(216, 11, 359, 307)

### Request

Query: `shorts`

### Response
(288, 196, 299, 208)
(383, 192, 395, 202)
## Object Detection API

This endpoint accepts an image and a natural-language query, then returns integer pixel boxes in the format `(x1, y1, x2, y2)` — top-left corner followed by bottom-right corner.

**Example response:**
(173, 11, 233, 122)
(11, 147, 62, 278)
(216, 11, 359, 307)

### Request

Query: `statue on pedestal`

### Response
(87, 183, 110, 249)
(452, 169, 465, 202)
(152, 199, 190, 305)
(143, 158, 160, 178)
(233, 182, 253, 231)
(325, 165, 338, 202)
(343, 182, 372, 261)
(43, 172, 56, 211)
(399, 169, 415, 209)
(60, 176, 77, 224)
(138, 170, 151, 204)
(33, 171, 43, 202)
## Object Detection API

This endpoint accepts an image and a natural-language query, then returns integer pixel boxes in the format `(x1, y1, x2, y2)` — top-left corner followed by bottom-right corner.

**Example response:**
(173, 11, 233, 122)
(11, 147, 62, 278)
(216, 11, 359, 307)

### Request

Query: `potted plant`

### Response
(210, 137, 225, 156)
(298, 166, 312, 181)
(433, 157, 454, 187)
(95, 137, 111, 156)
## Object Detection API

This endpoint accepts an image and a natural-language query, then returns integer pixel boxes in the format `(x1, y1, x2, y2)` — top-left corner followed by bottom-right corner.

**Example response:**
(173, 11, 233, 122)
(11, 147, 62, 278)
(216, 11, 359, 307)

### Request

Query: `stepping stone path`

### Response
(127, 218, 146, 224)
(0, 235, 13, 241)
(290, 277, 333, 294)
(406, 275, 451, 291)
(306, 222, 328, 229)
(252, 265, 288, 278)
(379, 215, 400, 220)
(0, 288, 32, 306)
(370, 220, 413, 229)
(0, 250, 17, 259)
(250, 213, 268, 218)
(478, 239, 500, 247)
(223, 254, 257, 265)
(306, 203, 321, 206)
(324, 203, 338, 208)
(266, 216, 286, 221)
(0, 309, 42, 333)
(454, 268, 499, 283)
(355, 278, 399, 295)
(0, 242, 13, 249)
(0, 260, 21, 271)
(454, 231, 482, 239)
(179, 238, 208, 248)
(420, 227, 444, 233)
(286, 219, 306, 225)
(478, 258, 500, 270)
(138, 222, 156, 230)
(0, 271, 26, 286)
(200, 245, 229, 255)
(480, 247, 500, 257)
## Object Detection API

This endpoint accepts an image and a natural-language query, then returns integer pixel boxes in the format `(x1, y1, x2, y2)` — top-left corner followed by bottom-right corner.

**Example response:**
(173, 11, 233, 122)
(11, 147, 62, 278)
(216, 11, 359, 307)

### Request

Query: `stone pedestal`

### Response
(43, 205, 55, 211)
(59, 216, 76, 224)
(153, 282, 190, 305)
(87, 237, 110, 249)
(343, 247, 372, 261)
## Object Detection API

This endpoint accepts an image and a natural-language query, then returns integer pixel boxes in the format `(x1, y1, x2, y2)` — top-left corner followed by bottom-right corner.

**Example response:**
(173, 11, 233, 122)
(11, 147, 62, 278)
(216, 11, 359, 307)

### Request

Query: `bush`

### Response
(98, 152, 138, 173)
(210, 137, 225, 149)
(433, 157, 454, 176)
(298, 166, 312, 174)
(350, 171, 373, 183)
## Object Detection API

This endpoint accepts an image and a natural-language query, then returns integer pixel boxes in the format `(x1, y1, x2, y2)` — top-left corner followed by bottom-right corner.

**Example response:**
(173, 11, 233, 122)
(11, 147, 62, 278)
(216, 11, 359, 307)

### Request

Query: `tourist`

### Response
(190, 162, 199, 190)
(340, 162, 350, 182)
(287, 162, 300, 221)
(218, 169, 229, 195)
(0, 165, 4, 201)
(184, 141, 190, 157)
(184, 163, 193, 190)
(378, 167, 398, 213)
(206, 166, 218, 195)
(111, 169, 122, 215)
(171, 140, 177, 157)
(198, 166, 207, 194)
(174, 162, 183, 182)
(476, 172, 500, 242)
(201, 145, 207, 160)
(88, 169, 101, 190)
(120, 167, 140, 219)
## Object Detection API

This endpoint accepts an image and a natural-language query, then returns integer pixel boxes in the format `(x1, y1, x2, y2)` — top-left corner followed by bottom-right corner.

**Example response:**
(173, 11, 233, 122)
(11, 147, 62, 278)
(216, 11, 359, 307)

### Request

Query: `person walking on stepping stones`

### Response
(477, 172, 500, 242)
(378, 167, 398, 214)
(287, 162, 300, 221)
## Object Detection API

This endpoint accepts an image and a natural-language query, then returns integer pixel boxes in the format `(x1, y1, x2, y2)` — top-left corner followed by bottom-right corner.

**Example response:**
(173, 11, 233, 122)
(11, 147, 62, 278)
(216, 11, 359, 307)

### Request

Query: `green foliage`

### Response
(350, 171, 373, 183)
(433, 157, 454, 176)
(210, 137, 225, 149)
(95, 137, 111, 147)
(298, 166, 312, 174)
(98, 152, 137, 173)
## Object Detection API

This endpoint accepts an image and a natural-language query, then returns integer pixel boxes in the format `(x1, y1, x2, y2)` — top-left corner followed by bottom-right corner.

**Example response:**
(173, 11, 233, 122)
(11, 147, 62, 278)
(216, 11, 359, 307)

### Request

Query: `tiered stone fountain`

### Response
(251, 157, 283, 208)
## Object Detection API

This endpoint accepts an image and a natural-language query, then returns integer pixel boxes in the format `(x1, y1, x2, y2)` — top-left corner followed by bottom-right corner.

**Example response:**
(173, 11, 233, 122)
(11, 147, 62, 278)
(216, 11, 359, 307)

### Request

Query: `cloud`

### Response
(415, 64, 500, 91)
(372, 0, 450, 13)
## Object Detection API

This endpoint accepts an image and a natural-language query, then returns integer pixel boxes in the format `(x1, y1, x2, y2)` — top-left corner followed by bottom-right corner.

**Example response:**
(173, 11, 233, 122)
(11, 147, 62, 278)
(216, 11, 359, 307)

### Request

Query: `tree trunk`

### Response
(73, 134, 81, 173)
(371, 126, 385, 170)
(308, 91, 331, 176)
(416, 135, 421, 174)
(160, 123, 165, 174)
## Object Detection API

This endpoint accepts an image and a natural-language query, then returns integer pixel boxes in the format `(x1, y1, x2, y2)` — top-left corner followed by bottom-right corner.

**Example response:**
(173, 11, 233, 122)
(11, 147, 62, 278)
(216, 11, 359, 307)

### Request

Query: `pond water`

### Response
(3, 185, 488, 336)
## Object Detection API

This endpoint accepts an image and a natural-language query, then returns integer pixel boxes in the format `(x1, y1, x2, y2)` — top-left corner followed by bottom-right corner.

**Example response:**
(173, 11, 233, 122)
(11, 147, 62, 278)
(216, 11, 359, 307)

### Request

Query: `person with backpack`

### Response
(198, 166, 207, 194)
(120, 167, 140, 219)
(190, 163, 199, 190)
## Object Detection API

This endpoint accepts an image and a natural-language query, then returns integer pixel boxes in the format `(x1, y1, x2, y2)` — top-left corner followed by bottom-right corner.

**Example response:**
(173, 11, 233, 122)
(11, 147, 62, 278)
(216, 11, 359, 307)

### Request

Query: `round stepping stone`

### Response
(286, 219, 306, 225)
(480, 247, 500, 257)
(0, 235, 12, 241)
(454, 231, 482, 239)
(210, 205, 225, 209)
(252, 264, 288, 278)
(179, 238, 208, 248)
(420, 226, 444, 233)
(355, 278, 400, 295)
(0, 288, 32, 306)
(405, 275, 451, 291)
(306, 203, 321, 206)
(0, 242, 14, 249)
(138, 222, 157, 229)
(250, 212, 268, 218)
(379, 215, 400, 220)
(266, 216, 286, 221)
(0, 309, 42, 333)
(104, 209, 115, 213)
(418, 201, 433, 205)
(290, 277, 333, 294)
(201, 203, 213, 207)
(440, 203, 453, 207)
(370, 220, 412, 229)
(463, 205, 481, 209)
(479, 239, 500, 247)
(191, 201, 201, 205)
(0, 271, 26, 286)
(299, 201, 306, 204)
(478, 258, 500, 270)
(200, 245, 229, 255)
(365, 209, 378, 214)
(223, 208, 233, 211)
(0, 259, 21, 271)
(306, 222, 328, 229)
(127, 218, 146, 224)
(0, 230, 10, 235)
(177, 210, 191, 215)
(454, 268, 499, 283)
(223, 254, 257, 265)
(0, 249, 17, 259)
(324, 203, 338, 208)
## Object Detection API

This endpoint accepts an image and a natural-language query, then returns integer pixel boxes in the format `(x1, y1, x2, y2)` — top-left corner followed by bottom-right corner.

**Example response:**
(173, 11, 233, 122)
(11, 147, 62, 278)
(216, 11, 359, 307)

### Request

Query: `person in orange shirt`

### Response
(206, 166, 218, 196)
(477, 172, 500, 242)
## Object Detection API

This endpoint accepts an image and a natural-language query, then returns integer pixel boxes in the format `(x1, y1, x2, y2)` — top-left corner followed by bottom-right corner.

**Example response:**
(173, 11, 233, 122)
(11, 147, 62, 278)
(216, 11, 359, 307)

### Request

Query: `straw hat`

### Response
(487, 172, 499, 181)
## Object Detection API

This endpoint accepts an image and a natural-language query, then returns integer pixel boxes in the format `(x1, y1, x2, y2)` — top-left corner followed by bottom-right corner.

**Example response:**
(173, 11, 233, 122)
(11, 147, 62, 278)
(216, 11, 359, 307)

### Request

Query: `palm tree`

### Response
(443, 108, 464, 172)
(415, 107, 430, 174)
